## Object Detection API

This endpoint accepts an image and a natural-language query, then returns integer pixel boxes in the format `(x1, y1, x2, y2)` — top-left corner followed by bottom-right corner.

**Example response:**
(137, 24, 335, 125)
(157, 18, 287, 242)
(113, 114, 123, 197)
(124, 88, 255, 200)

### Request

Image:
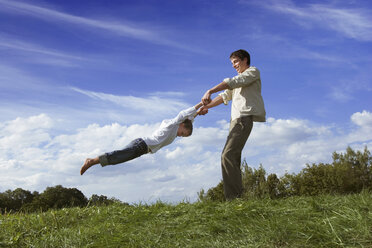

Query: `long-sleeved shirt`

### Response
(219, 66, 266, 122)
(142, 106, 197, 153)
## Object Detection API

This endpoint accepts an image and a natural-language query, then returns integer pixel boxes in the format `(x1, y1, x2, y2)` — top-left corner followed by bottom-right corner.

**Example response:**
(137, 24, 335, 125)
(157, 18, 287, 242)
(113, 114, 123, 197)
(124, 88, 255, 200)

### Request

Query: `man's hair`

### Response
(230, 49, 250, 66)
(182, 119, 193, 135)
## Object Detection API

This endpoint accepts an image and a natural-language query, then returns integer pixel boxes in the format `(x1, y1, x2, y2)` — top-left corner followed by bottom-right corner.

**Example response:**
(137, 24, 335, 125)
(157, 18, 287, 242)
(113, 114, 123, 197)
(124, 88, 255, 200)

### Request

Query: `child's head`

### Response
(177, 119, 193, 137)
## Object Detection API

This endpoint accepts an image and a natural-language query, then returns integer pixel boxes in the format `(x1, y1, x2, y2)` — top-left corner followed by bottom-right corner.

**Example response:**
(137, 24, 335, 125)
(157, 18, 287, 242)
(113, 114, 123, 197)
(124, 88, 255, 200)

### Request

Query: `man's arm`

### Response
(202, 81, 230, 105)
(198, 95, 224, 115)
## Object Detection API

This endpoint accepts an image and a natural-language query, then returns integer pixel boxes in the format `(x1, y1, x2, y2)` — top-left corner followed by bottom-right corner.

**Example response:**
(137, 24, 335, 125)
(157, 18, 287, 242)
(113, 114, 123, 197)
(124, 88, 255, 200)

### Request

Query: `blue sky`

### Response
(0, 0, 371, 203)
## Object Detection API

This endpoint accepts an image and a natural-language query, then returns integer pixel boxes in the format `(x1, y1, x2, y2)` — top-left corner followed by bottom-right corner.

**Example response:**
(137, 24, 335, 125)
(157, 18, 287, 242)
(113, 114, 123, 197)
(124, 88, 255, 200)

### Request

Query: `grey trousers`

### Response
(221, 116, 253, 200)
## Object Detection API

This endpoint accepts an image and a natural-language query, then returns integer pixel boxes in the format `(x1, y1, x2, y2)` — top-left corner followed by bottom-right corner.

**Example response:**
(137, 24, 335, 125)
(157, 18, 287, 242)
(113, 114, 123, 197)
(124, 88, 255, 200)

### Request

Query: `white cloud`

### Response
(328, 87, 353, 102)
(255, 0, 372, 41)
(0, 0, 153, 39)
(1, 111, 371, 202)
(0, 0, 196, 51)
(351, 110, 372, 128)
(243, 112, 372, 173)
(247, 27, 345, 64)
(1, 114, 52, 134)
(249, 117, 331, 147)
(311, 4, 372, 41)
(0, 35, 93, 67)
(0, 114, 53, 154)
(0, 36, 84, 60)
(0, 64, 49, 91)
(149, 91, 187, 98)
(0, 63, 193, 127)
(0, 113, 222, 202)
(71, 87, 189, 117)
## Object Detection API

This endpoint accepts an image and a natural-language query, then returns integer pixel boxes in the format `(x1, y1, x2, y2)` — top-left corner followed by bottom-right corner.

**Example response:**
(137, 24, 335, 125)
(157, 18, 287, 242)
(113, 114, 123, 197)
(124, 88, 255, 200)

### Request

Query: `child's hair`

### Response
(182, 119, 193, 135)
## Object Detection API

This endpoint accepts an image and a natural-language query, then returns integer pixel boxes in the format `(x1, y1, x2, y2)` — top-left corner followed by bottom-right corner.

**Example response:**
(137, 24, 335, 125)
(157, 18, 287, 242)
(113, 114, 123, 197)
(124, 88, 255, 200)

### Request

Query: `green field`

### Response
(1, 192, 372, 248)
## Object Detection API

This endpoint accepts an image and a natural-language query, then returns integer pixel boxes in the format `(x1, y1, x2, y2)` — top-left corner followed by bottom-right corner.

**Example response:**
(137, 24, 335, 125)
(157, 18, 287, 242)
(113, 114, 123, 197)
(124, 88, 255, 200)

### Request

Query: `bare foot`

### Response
(80, 157, 99, 175)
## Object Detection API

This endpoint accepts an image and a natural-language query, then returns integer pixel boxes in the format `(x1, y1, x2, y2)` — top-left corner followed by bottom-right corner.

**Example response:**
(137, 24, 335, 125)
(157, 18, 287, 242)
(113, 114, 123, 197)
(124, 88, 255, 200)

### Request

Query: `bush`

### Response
(0, 188, 36, 213)
(1, 185, 88, 213)
(200, 146, 372, 202)
(198, 181, 225, 202)
(88, 194, 121, 206)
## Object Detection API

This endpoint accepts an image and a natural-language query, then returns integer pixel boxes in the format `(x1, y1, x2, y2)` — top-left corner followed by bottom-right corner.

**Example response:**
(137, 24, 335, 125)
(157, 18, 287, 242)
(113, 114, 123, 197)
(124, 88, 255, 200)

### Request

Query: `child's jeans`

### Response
(99, 138, 149, 166)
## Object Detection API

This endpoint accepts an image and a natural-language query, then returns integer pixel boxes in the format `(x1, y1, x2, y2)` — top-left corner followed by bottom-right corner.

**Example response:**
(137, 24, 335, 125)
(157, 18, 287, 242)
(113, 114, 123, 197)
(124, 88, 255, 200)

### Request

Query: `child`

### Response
(80, 102, 205, 175)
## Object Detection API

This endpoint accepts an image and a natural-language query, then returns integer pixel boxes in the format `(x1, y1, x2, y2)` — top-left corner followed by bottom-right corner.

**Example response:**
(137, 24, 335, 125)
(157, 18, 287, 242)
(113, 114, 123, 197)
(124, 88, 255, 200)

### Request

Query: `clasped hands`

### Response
(197, 90, 212, 116)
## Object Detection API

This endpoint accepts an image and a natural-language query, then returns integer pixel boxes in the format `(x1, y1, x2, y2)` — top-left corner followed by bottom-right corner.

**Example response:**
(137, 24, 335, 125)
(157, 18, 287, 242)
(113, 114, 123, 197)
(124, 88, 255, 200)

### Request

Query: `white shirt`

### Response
(219, 66, 266, 122)
(142, 106, 197, 153)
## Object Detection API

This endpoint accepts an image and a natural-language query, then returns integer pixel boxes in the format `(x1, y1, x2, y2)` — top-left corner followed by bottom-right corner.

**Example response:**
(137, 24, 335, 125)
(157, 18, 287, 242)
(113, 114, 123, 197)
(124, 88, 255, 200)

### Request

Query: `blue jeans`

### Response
(99, 138, 148, 166)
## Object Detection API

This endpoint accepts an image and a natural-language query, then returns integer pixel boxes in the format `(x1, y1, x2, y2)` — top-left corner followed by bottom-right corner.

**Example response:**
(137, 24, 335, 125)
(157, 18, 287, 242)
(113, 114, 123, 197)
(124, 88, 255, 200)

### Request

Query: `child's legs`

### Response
(99, 138, 148, 166)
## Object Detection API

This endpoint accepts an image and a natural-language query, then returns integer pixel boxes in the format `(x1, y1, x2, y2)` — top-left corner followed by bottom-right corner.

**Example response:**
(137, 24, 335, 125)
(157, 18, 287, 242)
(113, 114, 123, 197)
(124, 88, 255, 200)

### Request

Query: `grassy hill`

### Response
(1, 192, 372, 247)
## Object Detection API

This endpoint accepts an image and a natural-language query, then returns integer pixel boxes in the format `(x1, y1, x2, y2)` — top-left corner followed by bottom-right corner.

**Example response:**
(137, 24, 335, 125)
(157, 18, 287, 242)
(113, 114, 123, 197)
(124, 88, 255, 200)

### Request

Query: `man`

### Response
(199, 49, 266, 200)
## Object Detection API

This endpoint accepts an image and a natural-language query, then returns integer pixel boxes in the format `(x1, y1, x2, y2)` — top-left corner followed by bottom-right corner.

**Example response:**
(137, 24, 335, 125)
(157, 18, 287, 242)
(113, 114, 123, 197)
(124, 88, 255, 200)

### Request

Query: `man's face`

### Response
(230, 56, 249, 74)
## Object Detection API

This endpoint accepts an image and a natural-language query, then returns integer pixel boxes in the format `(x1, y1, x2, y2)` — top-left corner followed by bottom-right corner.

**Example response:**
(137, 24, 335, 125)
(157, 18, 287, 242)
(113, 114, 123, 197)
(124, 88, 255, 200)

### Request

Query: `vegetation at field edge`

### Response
(1, 191, 372, 247)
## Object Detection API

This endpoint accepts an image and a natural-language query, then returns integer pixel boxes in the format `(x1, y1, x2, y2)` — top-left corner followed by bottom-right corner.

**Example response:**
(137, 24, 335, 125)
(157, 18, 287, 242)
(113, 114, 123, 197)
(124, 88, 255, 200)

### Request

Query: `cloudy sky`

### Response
(0, 0, 371, 203)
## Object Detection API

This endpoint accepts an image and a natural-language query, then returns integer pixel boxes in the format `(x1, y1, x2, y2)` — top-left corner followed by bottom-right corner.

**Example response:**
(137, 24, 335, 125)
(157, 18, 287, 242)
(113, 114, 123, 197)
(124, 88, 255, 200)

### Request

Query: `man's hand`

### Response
(197, 106, 208, 115)
(202, 90, 212, 105)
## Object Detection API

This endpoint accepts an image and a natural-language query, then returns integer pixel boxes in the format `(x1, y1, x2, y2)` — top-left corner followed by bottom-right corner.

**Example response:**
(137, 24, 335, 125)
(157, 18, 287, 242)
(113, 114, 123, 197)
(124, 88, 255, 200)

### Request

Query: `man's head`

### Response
(230, 49, 250, 74)
(177, 119, 193, 137)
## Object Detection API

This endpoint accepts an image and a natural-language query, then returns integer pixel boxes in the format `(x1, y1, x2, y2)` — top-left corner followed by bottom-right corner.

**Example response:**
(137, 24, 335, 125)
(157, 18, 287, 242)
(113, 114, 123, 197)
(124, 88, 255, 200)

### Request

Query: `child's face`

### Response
(177, 124, 191, 137)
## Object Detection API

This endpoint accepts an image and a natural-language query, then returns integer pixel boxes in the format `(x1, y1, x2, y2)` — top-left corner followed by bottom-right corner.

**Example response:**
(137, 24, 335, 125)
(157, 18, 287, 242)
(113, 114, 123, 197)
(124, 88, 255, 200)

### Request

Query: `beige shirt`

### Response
(219, 66, 266, 122)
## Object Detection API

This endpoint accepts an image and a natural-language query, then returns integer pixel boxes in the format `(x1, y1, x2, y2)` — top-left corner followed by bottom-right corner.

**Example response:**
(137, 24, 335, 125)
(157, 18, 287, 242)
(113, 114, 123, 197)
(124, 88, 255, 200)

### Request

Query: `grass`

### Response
(1, 192, 372, 247)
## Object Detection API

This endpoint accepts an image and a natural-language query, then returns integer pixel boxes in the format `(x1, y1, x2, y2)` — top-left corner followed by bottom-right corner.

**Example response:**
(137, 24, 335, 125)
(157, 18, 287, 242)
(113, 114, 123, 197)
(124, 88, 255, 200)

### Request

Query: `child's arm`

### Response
(194, 102, 203, 110)
(193, 102, 205, 118)
(172, 103, 203, 124)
